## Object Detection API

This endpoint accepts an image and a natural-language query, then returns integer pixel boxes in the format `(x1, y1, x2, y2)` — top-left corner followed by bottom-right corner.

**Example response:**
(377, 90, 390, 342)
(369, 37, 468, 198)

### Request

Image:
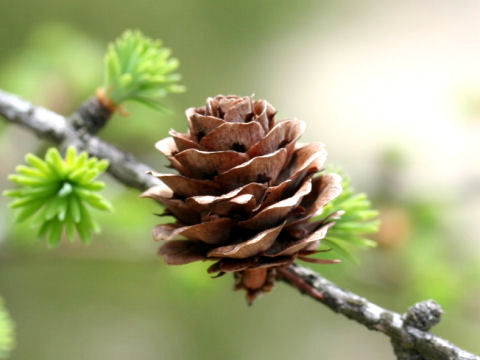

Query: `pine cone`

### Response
(143, 95, 343, 303)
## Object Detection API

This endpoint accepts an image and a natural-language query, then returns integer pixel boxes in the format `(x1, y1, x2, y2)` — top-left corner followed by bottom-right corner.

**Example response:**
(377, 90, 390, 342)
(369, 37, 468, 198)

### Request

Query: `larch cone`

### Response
(142, 95, 343, 303)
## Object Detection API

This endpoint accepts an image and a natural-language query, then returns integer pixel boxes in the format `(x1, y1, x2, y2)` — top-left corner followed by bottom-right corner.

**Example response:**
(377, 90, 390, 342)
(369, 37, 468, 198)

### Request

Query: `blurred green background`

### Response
(1, 0, 480, 359)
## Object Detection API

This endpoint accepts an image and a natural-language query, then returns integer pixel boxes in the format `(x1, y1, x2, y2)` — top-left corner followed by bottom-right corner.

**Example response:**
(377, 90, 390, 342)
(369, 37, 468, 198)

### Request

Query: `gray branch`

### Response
(0, 89, 160, 191)
(280, 264, 479, 360)
(0, 88, 478, 360)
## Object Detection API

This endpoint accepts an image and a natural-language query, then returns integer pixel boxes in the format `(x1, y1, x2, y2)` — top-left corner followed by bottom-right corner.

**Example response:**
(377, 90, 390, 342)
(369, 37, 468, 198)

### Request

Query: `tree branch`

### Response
(0, 88, 478, 360)
(0, 89, 160, 191)
(279, 265, 479, 360)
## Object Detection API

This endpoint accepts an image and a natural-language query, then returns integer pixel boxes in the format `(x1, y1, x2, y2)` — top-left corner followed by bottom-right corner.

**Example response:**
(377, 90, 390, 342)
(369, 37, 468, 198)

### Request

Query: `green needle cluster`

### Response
(3, 147, 112, 248)
(103, 29, 185, 110)
(320, 172, 380, 262)
(0, 298, 14, 359)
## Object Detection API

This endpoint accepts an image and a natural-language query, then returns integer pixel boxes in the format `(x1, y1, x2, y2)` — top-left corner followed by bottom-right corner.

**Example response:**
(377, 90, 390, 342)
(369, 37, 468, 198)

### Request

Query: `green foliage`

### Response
(3, 147, 112, 248)
(320, 172, 380, 262)
(103, 29, 185, 110)
(0, 298, 15, 359)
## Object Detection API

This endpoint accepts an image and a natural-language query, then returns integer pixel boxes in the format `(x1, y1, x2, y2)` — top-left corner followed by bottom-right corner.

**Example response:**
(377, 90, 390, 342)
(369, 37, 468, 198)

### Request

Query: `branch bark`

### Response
(0, 88, 478, 360)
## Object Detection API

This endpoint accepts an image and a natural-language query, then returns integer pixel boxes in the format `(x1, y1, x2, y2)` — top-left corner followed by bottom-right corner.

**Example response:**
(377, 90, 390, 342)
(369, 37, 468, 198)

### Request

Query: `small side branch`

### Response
(0, 88, 479, 360)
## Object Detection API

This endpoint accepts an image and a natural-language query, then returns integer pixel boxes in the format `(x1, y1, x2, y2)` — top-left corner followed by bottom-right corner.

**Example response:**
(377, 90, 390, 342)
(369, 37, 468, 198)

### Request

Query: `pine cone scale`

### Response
(246, 119, 306, 158)
(275, 143, 327, 184)
(158, 240, 208, 265)
(184, 183, 267, 214)
(188, 112, 225, 135)
(265, 222, 334, 257)
(236, 177, 313, 230)
(199, 121, 266, 151)
(173, 149, 250, 179)
(153, 173, 223, 197)
(214, 148, 288, 190)
(207, 222, 285, 259)
(169, 129, 201, 151)
(154, 218, 234, 244)
(285, 173, 343, 227)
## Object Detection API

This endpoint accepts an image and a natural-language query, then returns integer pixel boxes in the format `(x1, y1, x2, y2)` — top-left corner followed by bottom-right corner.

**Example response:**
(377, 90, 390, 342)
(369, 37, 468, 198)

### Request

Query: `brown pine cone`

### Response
(142, 95, 343, 303)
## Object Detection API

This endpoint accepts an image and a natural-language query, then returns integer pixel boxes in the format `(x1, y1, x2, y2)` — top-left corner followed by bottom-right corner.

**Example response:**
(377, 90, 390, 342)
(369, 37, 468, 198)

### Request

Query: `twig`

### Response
(276, 267, 324, 301)
(0, 88, 478, 360)
(69, 95, 112, 134)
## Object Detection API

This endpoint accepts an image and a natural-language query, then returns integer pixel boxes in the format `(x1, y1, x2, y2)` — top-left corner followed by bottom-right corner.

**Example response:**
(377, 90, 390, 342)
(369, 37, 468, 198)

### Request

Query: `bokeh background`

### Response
(1, 0, 480, 359)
